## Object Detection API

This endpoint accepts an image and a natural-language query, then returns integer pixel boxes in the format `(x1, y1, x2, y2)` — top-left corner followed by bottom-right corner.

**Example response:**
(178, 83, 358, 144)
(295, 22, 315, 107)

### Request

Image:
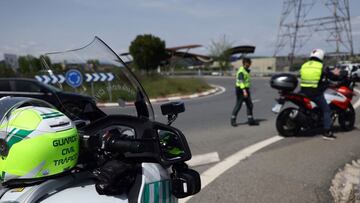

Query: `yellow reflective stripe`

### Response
(300, 84, 318, 87)
(301, 80, 319, 84)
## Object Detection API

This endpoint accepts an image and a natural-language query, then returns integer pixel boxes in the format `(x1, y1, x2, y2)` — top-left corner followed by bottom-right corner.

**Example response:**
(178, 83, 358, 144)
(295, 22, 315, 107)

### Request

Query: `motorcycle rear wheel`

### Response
(338, 104, 355, 131)
(276, 107, 301, 137)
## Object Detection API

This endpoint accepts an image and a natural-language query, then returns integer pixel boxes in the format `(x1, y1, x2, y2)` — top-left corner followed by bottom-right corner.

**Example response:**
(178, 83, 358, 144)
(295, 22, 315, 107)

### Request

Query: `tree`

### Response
(129, 34, 167, 73)
(17, 55, 43, 76)
(29, 55, 42, 75)
(208, 35, 234, 73)
(0, 62, 15, 77)
(86, 59, 100, 71)
(18, 56, 31, 76)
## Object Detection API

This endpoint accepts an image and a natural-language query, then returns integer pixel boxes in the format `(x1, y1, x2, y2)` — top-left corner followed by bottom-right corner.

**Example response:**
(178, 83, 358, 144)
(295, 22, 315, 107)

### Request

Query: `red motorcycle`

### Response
(271, 73, 356, 137)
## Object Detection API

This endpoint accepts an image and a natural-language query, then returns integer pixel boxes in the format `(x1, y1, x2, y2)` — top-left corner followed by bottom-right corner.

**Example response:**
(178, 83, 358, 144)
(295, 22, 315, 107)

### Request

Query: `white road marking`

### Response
(186, 152, 220, 167)
(353, 88, 360, 109)
(252, 99, 260, 103)
(212, 85, 226, 96)
(181, 135, 284, 202)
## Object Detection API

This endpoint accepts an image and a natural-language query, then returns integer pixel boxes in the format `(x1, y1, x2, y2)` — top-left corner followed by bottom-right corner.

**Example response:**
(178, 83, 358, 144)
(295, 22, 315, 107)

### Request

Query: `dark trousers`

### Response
(312, 94, 332, 131)
(231, 87, 253, 120)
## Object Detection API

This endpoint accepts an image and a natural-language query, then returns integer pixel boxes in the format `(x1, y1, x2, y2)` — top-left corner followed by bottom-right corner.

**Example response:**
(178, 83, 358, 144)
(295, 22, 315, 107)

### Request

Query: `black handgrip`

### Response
(106, 138, 142, 153)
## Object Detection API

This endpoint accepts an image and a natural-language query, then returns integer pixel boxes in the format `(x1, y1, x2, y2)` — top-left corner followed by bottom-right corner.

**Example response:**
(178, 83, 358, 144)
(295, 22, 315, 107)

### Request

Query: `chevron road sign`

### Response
(35, 74, 66, 84)
(36, 72, 115, 85)
(85, 73, 92, 82)
(85, 72, 115, 82)
(106, 73, 115, 81)
(58, 75, 65, 83)
(100, 73, 107, 82)
(93, 73, 100, 82)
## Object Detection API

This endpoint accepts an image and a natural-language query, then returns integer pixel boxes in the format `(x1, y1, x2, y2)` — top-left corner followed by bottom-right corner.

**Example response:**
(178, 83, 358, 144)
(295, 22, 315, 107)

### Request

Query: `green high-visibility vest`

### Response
(236, 66, 250, 89)
(300, 60, 323, 88)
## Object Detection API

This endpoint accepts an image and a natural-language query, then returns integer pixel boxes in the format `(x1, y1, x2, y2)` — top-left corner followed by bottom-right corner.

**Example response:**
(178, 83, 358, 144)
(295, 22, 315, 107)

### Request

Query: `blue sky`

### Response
(0, 0, 359, 59)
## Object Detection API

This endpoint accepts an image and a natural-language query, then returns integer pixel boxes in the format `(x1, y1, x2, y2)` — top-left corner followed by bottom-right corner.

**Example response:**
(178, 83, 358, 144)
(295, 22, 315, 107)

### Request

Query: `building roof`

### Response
(228, 46, 256, 55)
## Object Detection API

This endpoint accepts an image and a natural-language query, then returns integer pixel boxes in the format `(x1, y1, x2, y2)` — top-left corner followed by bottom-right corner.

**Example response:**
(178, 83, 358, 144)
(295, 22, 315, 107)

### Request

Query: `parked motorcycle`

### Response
(0, 37, 201, 202)
(271, 73, 356, 137)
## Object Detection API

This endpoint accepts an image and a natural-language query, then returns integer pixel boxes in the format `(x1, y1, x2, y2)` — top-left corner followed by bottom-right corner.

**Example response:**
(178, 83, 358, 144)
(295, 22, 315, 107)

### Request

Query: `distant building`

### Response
(231, 57, 277, 76)
(4, 54, 19, 70)
(231, 56, 308, 76)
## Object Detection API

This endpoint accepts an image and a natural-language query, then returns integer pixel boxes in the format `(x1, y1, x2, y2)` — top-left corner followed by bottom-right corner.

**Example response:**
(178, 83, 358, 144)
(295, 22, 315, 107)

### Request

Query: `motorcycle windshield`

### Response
(39, 37, 154, 120)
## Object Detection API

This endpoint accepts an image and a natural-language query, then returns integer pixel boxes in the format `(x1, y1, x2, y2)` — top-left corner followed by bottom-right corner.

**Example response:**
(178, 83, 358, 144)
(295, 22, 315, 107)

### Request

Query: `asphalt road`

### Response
(103, 77, 360, 203)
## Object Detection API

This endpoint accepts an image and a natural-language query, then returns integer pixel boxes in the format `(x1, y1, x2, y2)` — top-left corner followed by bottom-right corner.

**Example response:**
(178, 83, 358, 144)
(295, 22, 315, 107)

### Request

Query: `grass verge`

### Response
(61, 74, 212, 102)
(139, 75, 212, 98)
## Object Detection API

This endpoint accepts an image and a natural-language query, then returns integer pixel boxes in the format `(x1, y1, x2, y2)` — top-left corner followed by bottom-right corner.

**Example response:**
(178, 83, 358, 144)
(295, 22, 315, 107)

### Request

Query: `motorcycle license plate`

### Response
(272, 103, 283, 114)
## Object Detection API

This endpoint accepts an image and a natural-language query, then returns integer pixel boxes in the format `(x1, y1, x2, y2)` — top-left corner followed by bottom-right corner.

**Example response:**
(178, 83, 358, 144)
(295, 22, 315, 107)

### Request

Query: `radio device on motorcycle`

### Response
(161, 101, 185, 125)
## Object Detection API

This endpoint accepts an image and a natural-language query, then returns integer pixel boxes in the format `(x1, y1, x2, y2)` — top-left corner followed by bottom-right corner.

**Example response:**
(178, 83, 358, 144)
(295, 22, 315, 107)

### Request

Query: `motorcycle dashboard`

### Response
(79, 115, 191, 168)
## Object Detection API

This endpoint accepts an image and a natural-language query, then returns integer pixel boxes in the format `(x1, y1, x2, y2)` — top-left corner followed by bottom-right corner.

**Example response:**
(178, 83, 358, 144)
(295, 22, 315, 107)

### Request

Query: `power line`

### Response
(274, 0, 353, 65)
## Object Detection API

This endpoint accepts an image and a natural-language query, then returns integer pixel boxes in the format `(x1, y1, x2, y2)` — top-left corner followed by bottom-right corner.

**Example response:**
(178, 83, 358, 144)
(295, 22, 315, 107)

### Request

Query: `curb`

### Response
(97, 85, 225, 107)
(330, 159, 360, 203)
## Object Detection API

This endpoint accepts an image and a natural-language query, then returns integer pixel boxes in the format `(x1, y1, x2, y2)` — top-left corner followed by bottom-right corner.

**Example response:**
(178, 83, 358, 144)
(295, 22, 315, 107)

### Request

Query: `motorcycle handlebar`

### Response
(106, 137, 143, 153)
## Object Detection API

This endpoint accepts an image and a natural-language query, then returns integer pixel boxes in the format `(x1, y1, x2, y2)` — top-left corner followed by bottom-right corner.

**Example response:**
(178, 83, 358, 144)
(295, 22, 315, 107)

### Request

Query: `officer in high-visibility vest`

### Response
(300, 49, 335, 140)
(231, 58, 259, 126)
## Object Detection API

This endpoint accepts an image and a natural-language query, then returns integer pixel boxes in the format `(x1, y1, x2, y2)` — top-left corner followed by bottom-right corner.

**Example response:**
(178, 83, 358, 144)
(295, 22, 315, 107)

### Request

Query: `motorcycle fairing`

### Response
(324, 88, 350, 110)
(282, 89, 349, 110)
(0, 163, 175, 203)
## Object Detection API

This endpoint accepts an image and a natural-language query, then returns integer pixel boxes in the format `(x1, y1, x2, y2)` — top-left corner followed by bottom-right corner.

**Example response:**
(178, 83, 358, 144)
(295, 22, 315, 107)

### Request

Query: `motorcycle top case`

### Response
(270, 73, 298, 91)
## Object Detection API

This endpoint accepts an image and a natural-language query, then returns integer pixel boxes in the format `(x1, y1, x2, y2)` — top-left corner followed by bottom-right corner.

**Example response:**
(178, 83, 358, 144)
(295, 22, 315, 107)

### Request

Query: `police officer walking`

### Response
(231, 58, 259, 127)
(300, 49, 336, 140)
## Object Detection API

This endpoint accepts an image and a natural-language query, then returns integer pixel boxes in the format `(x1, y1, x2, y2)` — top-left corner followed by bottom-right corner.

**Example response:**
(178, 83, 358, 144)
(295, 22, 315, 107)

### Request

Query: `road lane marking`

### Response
(186, 152, 220, 167)
(354, 88, 360, 109)
(181, 135, 284, 202)
(199, 136, 283, 189)
(211, 85, 226, 97)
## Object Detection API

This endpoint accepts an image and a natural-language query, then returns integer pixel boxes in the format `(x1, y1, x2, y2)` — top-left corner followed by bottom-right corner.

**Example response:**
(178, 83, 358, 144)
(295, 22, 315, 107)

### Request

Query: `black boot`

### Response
(248, 117, 259, 126)
(231, 117, 237, 127)
(322, 130, 336, 141)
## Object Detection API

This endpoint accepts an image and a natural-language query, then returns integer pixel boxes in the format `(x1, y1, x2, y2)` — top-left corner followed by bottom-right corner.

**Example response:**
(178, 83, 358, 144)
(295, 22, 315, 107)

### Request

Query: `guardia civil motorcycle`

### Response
(0, 37, 201, 202)
(271, 73, 356, 137)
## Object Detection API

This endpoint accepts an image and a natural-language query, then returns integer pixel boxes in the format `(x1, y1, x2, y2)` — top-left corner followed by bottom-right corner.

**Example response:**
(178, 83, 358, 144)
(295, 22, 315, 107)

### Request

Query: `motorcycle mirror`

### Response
(171, 163, 201, 198)
(158, 129, 188, 162)
(154, 123, 191, 166)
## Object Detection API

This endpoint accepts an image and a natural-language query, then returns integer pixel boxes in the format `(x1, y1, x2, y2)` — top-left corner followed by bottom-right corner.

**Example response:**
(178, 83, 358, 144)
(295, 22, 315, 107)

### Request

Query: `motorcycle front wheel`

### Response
(276, 107, 301, 137)
(338, 104, 355, 131)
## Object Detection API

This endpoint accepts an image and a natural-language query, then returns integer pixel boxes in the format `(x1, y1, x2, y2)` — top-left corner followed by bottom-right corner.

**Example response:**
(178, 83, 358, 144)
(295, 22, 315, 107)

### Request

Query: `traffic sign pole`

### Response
(108, 81, 112, 102)
(91, 82, 95, 98)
